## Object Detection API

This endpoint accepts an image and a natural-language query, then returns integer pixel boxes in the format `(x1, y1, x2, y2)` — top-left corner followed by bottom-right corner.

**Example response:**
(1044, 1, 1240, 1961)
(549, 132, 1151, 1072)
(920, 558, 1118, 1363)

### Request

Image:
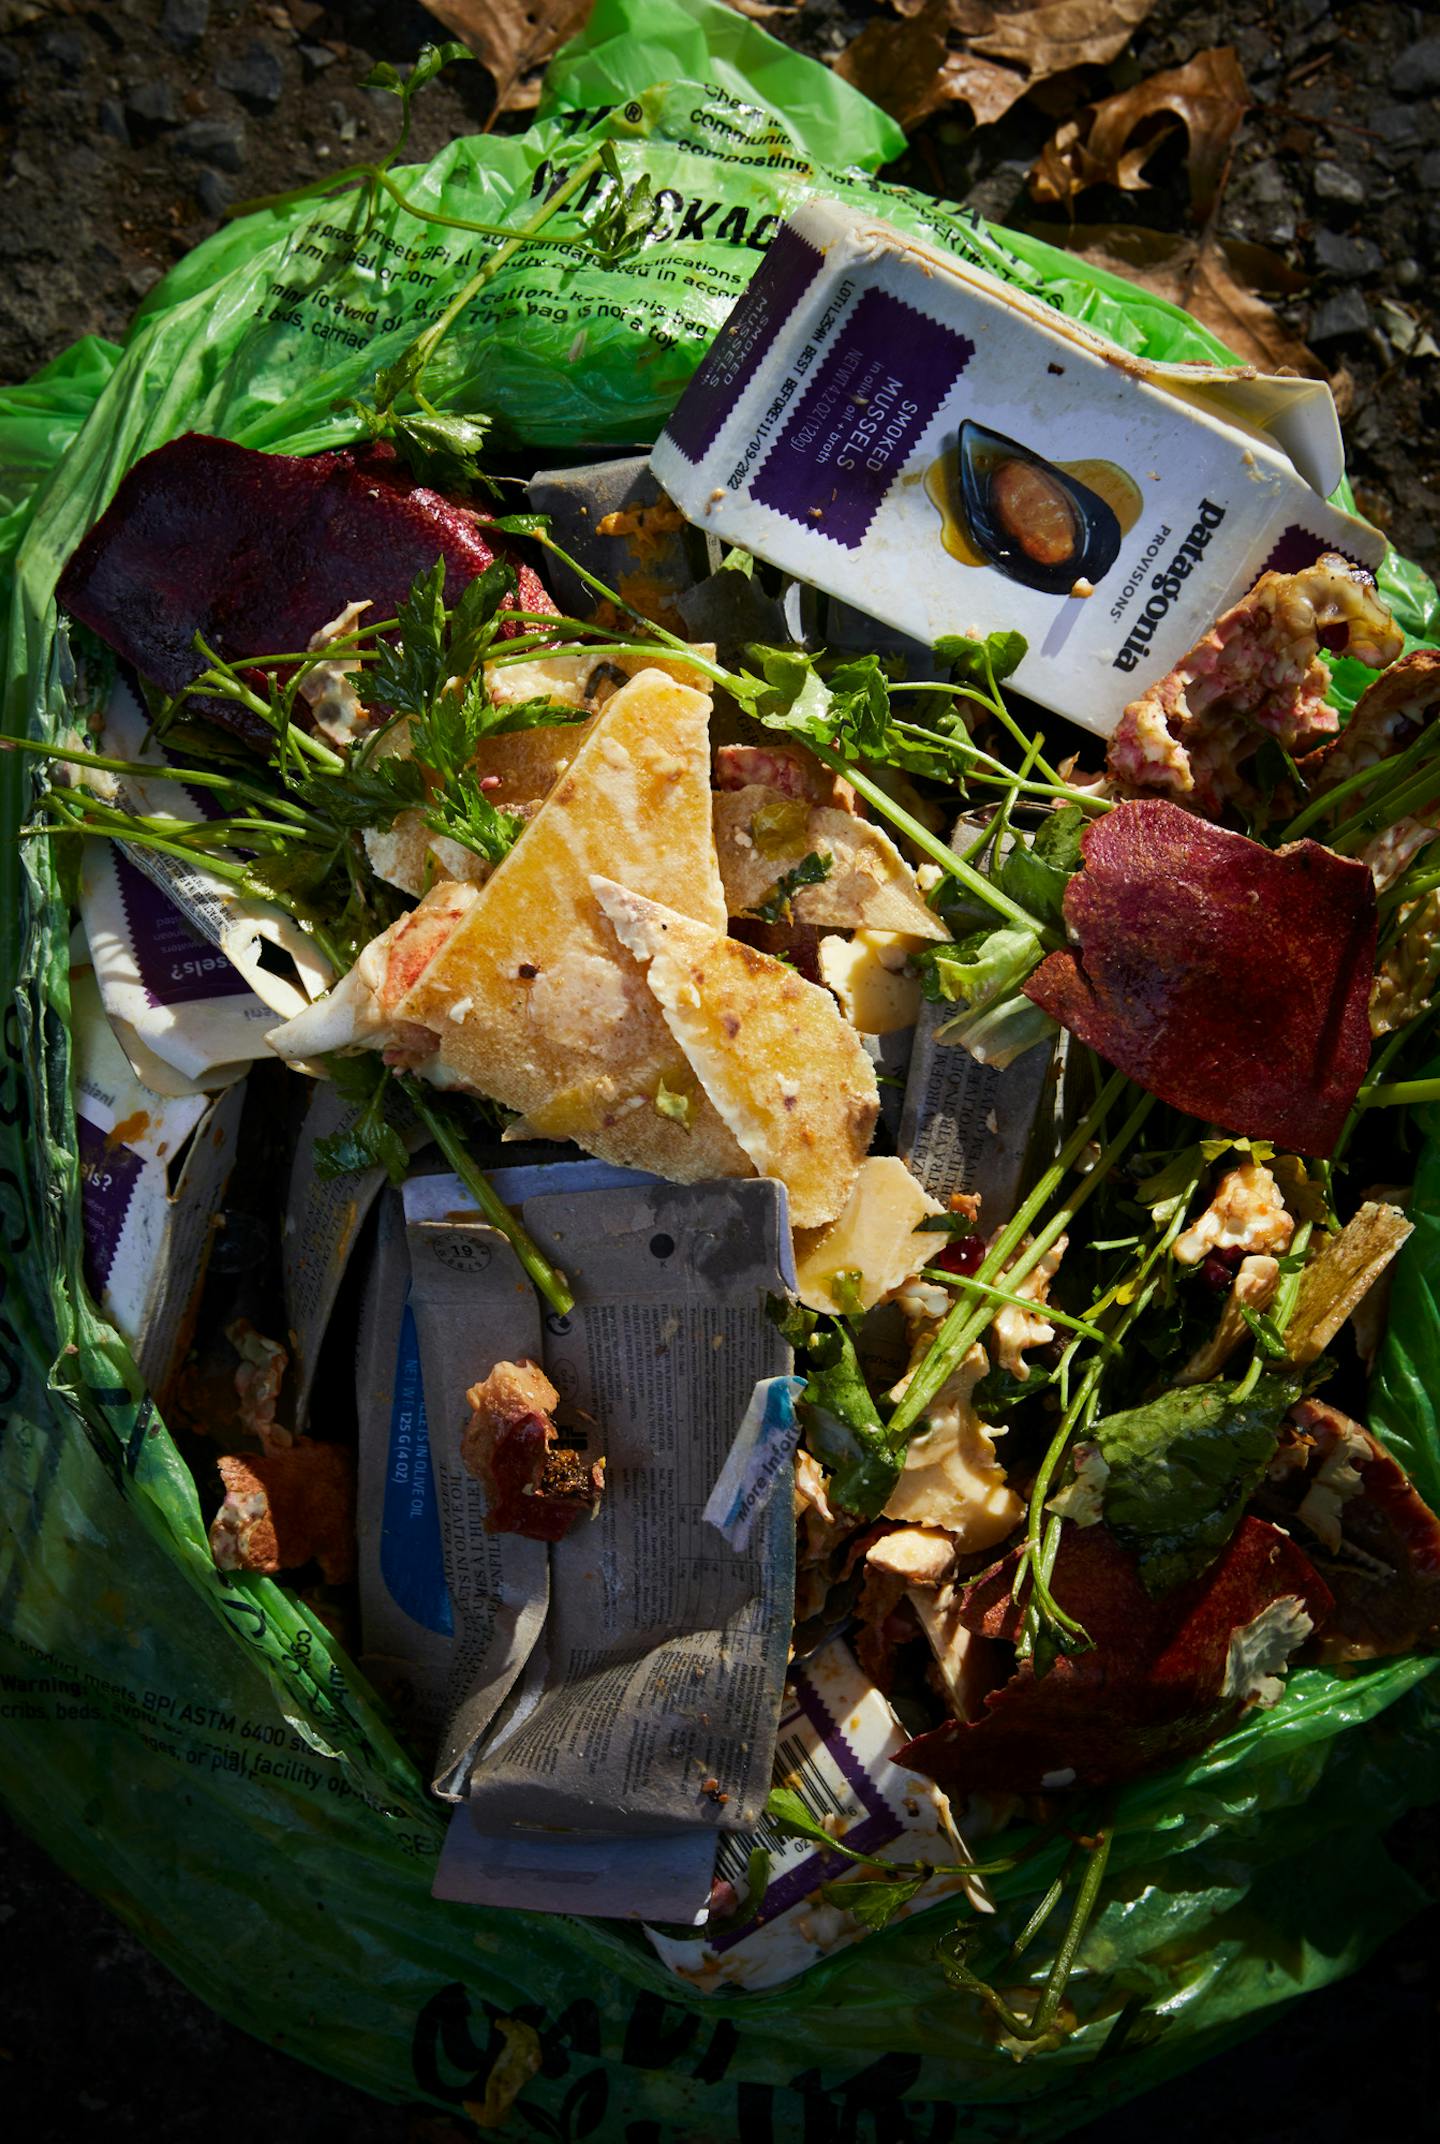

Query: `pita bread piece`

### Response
(714, 786, 948, 940)
(591, 878, 878, 1230)
(391, 669, 751, 1184)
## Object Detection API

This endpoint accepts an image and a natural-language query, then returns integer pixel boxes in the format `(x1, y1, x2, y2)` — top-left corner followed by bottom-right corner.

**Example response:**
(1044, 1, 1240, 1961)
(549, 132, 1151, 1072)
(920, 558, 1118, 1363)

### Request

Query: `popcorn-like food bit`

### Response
(1299, 649, 1440, 895)
(1172, 1161, 1294, 1266)
(209, 1439, 356, 1583)
(55, 433, 555, 748)
(712, 787, 949, 939)
(792, 1156, 942, 1315)
(1023, 800, 1377, 1155)
(385, 669, 754, 1183)
(591, 877, 878, 1231)
(1107, 555, 1404, 817)
(881, 1341, 1022, 1549)
(463, 1359, 604, 1543)
(898, 1517, 1331, 1793)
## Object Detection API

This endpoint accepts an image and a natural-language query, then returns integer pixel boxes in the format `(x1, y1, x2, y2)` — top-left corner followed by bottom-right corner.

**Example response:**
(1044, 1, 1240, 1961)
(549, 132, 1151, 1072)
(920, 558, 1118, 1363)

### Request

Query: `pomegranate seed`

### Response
(936, 1234, 985, 1277)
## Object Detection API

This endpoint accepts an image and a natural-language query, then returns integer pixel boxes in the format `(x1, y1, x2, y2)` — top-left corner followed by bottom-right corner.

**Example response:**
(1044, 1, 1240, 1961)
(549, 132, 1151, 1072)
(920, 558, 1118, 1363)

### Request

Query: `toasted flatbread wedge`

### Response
(390, 669, 751, 1182)
(714, 785, 949, 940)
(591, 878, 877, 1230)
(793, 1157, 943, 1313)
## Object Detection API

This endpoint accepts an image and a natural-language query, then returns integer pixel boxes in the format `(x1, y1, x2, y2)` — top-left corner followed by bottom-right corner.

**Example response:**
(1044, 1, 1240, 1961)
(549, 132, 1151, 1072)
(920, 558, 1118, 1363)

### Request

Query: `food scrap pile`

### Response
(28, 396, 1440, 1997)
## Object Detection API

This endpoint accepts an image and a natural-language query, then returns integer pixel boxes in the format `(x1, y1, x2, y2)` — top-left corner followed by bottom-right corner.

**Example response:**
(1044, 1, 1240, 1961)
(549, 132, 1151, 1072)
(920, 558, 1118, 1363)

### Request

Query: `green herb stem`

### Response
(400, 1079, 573, 1316)
(890, 1072, 1153, 1435)
(1352, 1075, 1440, 1108)
(808, 745, 1051, 939)
(916, 1269, 1113, 1348)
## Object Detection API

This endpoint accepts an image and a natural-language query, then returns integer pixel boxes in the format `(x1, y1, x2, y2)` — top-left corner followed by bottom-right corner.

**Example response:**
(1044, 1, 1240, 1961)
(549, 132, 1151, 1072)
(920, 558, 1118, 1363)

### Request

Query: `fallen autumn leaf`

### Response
(419, 0, 591, 118)
(1029, 46, 1250, 219)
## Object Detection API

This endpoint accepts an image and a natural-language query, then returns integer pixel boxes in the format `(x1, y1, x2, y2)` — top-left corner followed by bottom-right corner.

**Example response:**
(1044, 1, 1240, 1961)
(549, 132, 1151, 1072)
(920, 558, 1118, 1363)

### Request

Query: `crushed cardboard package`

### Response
(84, 838, 293, 1079)
(653, 198, 1386, 738)
(71, 952, 246, 1400)
(401, 1165, 798, 1919)
(97, 674, 333, 1015)
(646, 1636, 985, 1991)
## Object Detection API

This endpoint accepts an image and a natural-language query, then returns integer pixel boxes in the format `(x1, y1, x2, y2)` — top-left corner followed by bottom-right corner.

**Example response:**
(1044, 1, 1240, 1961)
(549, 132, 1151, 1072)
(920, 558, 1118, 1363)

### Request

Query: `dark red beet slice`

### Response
(56, 433, 556, 747)
(1258, 1400, 1440, 1661)
(898, 1518, 1331, 1794)
(1023, 798, 1376, 1155)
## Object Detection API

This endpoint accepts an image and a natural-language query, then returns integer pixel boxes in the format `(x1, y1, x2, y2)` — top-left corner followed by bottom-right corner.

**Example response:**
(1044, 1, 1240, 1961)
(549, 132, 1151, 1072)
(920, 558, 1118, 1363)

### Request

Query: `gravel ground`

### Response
(1, 0, 1437, 2136)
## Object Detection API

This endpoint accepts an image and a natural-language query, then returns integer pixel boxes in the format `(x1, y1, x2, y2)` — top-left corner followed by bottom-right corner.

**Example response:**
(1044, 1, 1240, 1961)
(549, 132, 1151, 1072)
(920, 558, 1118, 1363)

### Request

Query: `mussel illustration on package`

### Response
(952, 421, 1124, 595)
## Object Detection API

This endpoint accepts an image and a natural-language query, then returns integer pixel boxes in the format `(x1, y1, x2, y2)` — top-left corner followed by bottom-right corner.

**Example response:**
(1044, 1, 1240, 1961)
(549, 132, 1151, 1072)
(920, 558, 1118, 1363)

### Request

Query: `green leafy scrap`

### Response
(935, 629, 1028, 688)
(998, 806, 1087, 931)
(770, 1300, 902, 1518)
(1092, 1372, 1299, 1594)
(913, 923, 1056, 1068)
(819, 1875, 927, 1931)
(314, 1056, 410, 1187)
(588, 144, 658, 269)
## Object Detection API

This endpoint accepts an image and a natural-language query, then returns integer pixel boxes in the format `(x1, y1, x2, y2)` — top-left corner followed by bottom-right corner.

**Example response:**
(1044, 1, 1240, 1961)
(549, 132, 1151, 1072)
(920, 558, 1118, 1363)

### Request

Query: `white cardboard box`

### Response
(652, 198, 1385, 737)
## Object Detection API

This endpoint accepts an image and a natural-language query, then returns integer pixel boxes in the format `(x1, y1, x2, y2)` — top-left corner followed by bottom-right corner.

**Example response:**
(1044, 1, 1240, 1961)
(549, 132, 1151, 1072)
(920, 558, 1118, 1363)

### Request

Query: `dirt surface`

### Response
(1, 0, 1438, 2136)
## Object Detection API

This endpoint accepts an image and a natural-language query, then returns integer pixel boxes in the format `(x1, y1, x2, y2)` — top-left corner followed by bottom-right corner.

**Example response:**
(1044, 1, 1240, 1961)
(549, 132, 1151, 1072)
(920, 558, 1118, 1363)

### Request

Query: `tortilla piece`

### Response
(56, 433, 554, 748)
(391, 669, 751, 1183)
(1023, 799, 1376, 1156)
(793, 1156, 942, 1313)
(714, 786, 948, 939)
(591, 879, 878, 1230)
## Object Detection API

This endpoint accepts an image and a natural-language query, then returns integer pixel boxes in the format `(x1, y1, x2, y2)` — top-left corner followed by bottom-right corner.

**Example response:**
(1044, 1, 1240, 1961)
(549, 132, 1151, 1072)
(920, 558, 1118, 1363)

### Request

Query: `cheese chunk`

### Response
(818, 930, 925, 1034)
(390, 670, 751, 1182)
(793, 1156, 942, 1313)
(592, 877, 877, 1230)
(714, 786, 949, 939)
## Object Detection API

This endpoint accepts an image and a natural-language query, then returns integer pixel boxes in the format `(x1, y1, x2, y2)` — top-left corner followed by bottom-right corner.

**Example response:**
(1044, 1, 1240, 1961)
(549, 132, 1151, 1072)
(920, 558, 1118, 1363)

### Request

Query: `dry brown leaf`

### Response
(1030, 47, 1250, 220)
(1047, 224, 1325, 376)
(835, 1, 1031, 131)
(419, 0, 591, 117)
(953, 0, 1161, 75)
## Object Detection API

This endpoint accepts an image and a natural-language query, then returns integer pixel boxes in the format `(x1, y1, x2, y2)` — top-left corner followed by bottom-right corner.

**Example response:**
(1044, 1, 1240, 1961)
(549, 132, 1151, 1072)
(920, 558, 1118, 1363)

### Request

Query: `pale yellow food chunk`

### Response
(591, 877, 878, 1231)
(390, 669, 751, 1183)
(713, 786, 949, 939)
(793, 1156, 943, 1314)
(817, 930, 925, 1034)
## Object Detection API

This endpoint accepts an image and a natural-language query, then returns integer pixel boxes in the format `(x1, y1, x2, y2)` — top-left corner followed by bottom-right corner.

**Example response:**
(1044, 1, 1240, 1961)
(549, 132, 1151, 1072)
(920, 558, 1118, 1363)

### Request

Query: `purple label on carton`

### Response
(751, 289, 973, 551)
(664, 223, 823, 465)
(114, 850, 252, 1008)
(1262, 524, 1365, 577)
(77, 1111, 143, 1296)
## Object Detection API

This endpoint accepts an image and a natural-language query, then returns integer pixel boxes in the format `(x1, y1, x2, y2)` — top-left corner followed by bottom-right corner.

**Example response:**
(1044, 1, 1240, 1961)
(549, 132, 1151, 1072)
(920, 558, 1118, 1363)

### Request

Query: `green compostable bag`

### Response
(2, 0, 1439, 2132)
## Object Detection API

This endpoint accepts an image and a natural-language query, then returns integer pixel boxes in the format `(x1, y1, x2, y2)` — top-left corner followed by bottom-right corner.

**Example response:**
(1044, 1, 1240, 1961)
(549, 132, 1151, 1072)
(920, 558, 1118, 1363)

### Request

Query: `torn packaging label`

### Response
(73, 961, 246, 1402)
(97, 675, 332, 1018)
(80, 839, 285, 1078)
(404, 1170, 796, 1834)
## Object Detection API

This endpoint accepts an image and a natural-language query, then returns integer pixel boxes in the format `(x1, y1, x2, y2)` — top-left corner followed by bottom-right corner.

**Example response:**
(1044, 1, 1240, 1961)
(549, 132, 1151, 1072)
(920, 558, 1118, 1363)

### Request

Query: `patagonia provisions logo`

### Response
(1111, 500, 1228, 674)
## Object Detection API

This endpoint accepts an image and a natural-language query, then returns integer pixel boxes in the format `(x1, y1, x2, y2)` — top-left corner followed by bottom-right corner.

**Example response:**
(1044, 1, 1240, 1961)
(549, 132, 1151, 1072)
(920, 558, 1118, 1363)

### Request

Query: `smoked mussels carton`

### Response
(652, 198, 1386, 735)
